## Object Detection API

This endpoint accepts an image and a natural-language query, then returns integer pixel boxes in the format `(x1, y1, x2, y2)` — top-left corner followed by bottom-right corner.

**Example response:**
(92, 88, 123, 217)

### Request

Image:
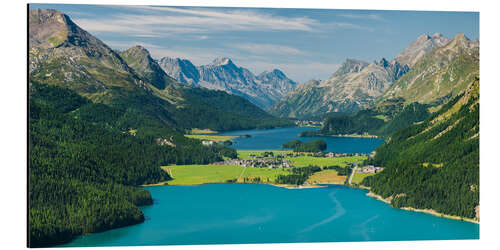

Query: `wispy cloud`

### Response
(227, 43, 304, 56)
(73, 6, 318, 38)
(72, 6, 372, 37)
(337, 13, 385, 21)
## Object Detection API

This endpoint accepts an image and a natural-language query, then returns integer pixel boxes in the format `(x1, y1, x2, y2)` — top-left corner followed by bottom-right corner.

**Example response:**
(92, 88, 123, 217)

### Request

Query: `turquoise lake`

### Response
(218, 126, 384, 154)
(61, 127, 478, 247)
(62, 184, 479, 247)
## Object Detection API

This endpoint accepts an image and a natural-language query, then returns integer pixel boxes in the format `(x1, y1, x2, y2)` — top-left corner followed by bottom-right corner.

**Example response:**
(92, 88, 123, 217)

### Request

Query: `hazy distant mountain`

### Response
(157, 57, 200, 87)
(379, 33, 479, 104)
(158, 56, 297, 109)
(269, 58, 409, 118)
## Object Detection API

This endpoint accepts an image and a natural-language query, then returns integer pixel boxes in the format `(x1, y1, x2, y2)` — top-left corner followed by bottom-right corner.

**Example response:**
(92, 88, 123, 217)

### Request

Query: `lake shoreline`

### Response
(299, 132, 379, 139)
(355, 185, 479, 224)
(145, 179, 479, 225)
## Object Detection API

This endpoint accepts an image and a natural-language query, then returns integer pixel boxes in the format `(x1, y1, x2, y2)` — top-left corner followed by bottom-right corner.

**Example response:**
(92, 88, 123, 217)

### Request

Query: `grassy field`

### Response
(161, 165, 244, 185)
(161, 164, 291, 185)
(306, 170, 347, 184)
(290, 155, 365, 167)
(351, 172, 375, 184)
(240, 167, 290, 182)
(374, 114, 389, 121)
(159, 151, 367, 186)
(185, 134, 237, 142)
(189, 128, 219, 134)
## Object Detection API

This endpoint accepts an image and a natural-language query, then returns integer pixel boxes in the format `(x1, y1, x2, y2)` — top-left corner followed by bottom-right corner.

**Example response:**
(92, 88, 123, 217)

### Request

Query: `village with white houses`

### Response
(357, 165, 384, 174)
(211, 151, 382, 171)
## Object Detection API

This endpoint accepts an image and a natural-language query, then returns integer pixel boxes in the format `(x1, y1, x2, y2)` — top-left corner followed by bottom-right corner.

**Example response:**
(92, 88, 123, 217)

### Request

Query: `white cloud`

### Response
(227, 43, 304, 55)
(71, 6, 371, 37)
(338, 13, 385, 21)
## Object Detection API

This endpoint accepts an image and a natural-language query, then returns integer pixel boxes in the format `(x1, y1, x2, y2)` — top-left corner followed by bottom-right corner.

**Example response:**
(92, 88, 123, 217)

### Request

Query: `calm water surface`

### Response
(61, 127, 478, 247)
(62, 184, 479, 247)
(218, 127, 384, 154)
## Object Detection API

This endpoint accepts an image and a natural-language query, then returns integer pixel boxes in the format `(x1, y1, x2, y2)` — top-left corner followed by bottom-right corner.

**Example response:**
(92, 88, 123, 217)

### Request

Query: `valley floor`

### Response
(148, 150, 366, 187)
(150, 150, 479, 225)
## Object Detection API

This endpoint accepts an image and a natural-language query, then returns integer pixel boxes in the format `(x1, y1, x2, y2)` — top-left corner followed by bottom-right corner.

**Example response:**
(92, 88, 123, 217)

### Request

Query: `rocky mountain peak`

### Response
(124, 45, 151, 56)
(416, 33, 431, 42)
(119, 46, 177, 90)
(432, 32, 443, 38)
(376, 58, 390, 67)
(210, 57, 234, 67)
(259, 69, 287, 79)
(394, 32, 451, 67)
(29, 9, 72, 48)
(333, 58, 369, 77)
(158, 56, 200, 87)
(454, 32, 468, 40)
(442, 33, 477, 53)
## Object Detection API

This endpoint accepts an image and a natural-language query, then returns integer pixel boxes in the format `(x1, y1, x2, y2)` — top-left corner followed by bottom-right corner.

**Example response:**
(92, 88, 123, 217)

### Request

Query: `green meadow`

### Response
(161, 164, 291, 185)
(159, 151, 367, 186)
(289, 155, 365, 167)
(188, 128, 219, 134)
(185, 134, 237, 142)
(351, 172, 375, 184)
(161, 165, 244, 185)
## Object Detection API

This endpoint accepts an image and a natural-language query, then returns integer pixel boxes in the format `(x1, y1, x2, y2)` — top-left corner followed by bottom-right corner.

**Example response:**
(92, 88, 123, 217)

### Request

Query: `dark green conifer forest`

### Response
(28, 82, 236, 247)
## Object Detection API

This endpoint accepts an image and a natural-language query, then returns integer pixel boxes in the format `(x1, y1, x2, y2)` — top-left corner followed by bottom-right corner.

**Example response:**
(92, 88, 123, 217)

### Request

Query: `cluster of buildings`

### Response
(214, 159, 293, 169)
(156, 137, 176, 147)
(294, 120, 323, 127)
(323, 152, 366, 158)
(357, 165, 384, 174)
(201, 140, 216, 146)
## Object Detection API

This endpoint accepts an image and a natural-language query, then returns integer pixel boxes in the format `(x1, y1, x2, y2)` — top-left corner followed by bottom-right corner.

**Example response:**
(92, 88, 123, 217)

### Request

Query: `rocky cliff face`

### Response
(157, 57, 201, 87)
(29, 9, 147, 98)
(379, 33, 479, 104)
(158, 57, 297, 109)
(269, 58, 410, 118)
(394, 33, 451, 67)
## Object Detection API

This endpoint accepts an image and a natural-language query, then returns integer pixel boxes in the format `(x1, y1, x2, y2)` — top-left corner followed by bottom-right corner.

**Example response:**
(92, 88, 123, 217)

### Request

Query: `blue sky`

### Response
(30, 4, 479, 82)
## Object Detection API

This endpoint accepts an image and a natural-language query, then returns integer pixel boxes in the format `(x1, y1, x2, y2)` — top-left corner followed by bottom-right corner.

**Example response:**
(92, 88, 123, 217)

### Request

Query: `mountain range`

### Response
(379, 33, 479, 104)
(268, 32, 478, 119)
(158, 56, 297, 109)
(269, 58, 410, 118)
(28, 9, 291, 132)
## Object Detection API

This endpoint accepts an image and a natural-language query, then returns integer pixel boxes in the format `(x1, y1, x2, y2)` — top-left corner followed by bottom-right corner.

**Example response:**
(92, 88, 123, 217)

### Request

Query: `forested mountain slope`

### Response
(28, 82, 237, 247)
(28, 9, 291, 132)
(362, 79, 479, 219)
